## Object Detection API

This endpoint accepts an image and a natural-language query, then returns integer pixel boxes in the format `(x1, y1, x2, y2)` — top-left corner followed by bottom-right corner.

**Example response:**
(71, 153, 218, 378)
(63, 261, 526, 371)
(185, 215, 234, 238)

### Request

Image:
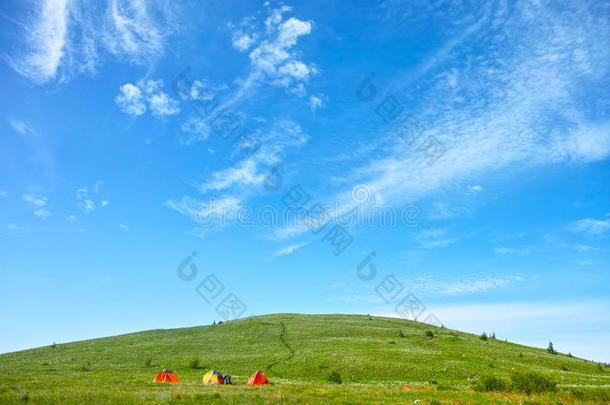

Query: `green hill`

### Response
(1, 314, 609, 404)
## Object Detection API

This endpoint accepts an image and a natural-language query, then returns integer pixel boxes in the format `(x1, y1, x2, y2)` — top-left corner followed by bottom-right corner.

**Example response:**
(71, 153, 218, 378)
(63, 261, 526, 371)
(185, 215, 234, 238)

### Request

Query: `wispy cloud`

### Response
(568, 214, 610, 237)
(166, 196, 242, 233)
(9, 0, 68, 83)
(467, 185, 483, 193)
(118, 223, 129, 232)
(417, 228, 458, 248)
(413, 274, 524, 296)
(199, 119, 307, 193)
(494, 247, 532, 255)
(9, 0, 173, 83)
(288, 1, 610, 236)
(8, 118, 35, 136)
(308, 94, 325, 111)
(270, 241, 309, 259)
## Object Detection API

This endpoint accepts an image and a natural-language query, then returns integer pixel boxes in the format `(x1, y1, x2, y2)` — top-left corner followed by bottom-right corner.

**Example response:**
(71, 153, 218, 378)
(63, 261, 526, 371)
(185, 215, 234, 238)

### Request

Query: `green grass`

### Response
(1, 313, 609, 404)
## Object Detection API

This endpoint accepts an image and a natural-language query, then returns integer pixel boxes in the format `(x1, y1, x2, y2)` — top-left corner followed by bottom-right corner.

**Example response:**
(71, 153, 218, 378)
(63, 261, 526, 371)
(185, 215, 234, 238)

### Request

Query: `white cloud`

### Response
(8, 118, 34, 136)
(245, 9, 316, 91)
(568, 214, 610, 236)
(33, 208, 51, 219)
(467, 185, 483, 193)
(23, 194, 47, 208)
(105, 0, 165, 63)
(23, 193, 50, 218)
(10, 0, 172, 83)
(118, 224, 129, 232)
(10, 0, 68, 83)
(200, 159, 264, 192)
(166, 196, 242, 232)
(273, 1, 610, 239)
(270, 241, 308, 259)
(116, 79, 179, 117)
(115, 83, 146, 115)
(494, 247, 532, 255)
(75, 185, 108, 214)
(428, 202, 461, 220)
(574, 244, 608, 253)
(417, 228, 457, 248)
(76, 188, 95, 213)
(0, 190, 6, 199)
(417, 275, 523, 296)
(148, 92, 180, 116)
(308, 94, 325, 111)
(180, 116, 211, 144)
(198, 120, 308, 193)
(232, 33, 257, 52)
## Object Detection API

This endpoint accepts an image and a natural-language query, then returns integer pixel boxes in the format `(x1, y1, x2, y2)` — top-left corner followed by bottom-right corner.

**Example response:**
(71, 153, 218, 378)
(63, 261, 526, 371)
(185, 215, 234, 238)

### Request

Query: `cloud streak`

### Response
(9, 0, 173, 83)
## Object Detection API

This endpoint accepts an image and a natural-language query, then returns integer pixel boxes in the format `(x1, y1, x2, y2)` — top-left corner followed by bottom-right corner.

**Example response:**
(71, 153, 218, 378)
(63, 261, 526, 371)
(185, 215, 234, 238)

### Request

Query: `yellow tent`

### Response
(202, 370, 224, 385)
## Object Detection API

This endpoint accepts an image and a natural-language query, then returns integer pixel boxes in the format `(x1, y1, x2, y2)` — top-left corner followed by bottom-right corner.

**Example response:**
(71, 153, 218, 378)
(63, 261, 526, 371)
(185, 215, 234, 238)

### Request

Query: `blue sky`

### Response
(1, 0, 609, 361)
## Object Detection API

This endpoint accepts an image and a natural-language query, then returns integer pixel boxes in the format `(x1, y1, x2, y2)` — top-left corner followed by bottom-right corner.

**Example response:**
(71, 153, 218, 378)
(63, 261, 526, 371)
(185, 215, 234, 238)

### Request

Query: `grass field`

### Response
(1, 314, 609, 404)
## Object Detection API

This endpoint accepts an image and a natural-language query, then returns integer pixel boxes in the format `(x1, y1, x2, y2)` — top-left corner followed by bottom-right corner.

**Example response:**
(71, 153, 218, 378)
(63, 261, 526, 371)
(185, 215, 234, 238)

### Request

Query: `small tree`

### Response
(547, 341, 557, 355)
(189, 357, 201, 369)
(326, 371, 342, 384)
(480, 332, 488, 341)
(491, 332, 496, 339)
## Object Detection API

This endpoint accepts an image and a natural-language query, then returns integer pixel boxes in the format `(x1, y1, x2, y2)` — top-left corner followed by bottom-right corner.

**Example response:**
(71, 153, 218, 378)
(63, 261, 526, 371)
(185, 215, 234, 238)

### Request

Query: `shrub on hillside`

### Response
(473, 375, 509, 392)
(547, 341, 557, 354)
(326, 371, 342, 384)
(189, 358, 201, 369)
(510, 371, 557, 394)
(425, 330, 435, 339)
(480, 332, 488, 341)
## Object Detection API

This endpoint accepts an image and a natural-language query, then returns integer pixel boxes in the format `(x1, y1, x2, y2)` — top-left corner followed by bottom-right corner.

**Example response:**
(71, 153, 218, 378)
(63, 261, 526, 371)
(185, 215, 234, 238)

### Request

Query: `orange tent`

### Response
(247, 370, 269, 385)
(154, 369, 179, 384)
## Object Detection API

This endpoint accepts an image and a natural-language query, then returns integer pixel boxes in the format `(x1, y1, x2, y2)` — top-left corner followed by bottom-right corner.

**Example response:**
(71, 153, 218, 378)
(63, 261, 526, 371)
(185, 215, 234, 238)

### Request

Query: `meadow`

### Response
(1, 314, 609, 404)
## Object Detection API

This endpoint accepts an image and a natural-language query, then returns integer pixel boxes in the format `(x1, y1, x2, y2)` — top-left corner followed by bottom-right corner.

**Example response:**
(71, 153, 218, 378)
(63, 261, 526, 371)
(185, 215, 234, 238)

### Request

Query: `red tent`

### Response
(247, 370, 269, 385)
(154, 369, 180, 384)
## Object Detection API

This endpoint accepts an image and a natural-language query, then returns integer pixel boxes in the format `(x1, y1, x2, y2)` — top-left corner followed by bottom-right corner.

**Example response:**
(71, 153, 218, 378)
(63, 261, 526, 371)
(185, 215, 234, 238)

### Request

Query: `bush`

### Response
(425, 330, 435, 339)
(189, 357, 201, 369)
(50, 342, 56, 349)
(480, 332, 488, 341)
(398, 330, 406, 338)
(474, 375, 509, 392)
(326, 371, 342, 384)
(510, 371, 557, 394)
(547, 341, 557, 354)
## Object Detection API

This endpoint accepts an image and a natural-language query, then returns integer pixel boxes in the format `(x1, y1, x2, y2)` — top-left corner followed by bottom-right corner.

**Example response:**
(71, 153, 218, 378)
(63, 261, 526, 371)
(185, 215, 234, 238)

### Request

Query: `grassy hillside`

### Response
(1, 314, 609, 404)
